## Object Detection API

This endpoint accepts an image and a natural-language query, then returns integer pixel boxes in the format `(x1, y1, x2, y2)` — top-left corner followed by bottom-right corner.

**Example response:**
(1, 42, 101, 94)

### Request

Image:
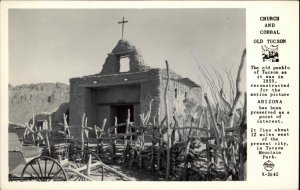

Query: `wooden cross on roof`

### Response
(118, 17, 128, 39)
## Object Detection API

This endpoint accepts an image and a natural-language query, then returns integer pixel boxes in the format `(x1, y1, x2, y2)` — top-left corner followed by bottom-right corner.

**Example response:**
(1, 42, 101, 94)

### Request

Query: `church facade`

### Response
(69, 39, 202, 137)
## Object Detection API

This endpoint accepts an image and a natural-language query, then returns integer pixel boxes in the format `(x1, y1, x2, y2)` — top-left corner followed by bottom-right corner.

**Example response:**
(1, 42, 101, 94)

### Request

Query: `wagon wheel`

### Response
(67, 149, 104, 181)
(21, 156, 68, 181)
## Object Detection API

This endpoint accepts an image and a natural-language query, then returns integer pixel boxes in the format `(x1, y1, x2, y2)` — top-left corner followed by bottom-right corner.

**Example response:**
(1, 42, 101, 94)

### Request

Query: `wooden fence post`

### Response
(182, 139, 191, 180)
(151, 116, 156, 171)
(164, 60, 171, 180)
(238, 92, 247, 180)
(48, 116, 52, 134)
(81, 113, 85, 152)
(45, 120, 51, 156)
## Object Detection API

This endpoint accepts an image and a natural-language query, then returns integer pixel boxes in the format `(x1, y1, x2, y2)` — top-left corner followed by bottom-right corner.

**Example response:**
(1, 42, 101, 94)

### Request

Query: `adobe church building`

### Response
(69, 38, 202, 138)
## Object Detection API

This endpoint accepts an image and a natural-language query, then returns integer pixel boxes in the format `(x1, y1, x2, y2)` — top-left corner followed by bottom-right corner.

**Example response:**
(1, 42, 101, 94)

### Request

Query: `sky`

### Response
(9, 9, 245, 90)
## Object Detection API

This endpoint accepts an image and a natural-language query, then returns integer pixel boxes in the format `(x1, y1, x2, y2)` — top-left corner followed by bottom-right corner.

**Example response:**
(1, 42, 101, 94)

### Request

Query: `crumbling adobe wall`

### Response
(51, 102, 69, 125)
(28, 113, 52, 126)
(100, 39, 150, 75)
(140, 69, 162, 123)
(188, 87, 202, 105)
(70, 68, 201, 138)
(158, 70, 202, 124)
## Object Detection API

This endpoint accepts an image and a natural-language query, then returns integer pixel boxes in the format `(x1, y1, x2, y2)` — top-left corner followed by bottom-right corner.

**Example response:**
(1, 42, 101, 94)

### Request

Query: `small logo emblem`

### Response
(262, 45, 279, 62)
(263, 160, 275, 171)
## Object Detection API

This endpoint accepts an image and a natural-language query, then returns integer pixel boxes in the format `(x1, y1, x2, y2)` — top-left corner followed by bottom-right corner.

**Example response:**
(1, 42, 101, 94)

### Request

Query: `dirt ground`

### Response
(100, 164, 165, 181)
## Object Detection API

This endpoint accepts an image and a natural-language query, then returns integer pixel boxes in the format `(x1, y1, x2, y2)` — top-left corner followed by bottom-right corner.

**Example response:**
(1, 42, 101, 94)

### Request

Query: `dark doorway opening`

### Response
(110, 105, 134, 133)
(36, 120, 45, 131)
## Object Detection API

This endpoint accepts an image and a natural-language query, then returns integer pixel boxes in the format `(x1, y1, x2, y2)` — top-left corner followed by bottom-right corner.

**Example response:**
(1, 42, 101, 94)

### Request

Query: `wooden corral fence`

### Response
(86, 50, 247, 181)
(19, 50, 246, 181)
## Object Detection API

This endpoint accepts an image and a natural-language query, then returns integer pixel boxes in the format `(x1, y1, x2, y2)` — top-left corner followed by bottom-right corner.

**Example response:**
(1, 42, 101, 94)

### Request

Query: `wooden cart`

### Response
(9, 132, 104, 181)
(9, 132, 68, 181)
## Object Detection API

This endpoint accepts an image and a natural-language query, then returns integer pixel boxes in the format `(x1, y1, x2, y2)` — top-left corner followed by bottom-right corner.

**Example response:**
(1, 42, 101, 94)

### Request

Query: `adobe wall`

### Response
(85, 88, 96, 128)
(158, 70, 202, 124)
(51, 102, 69, 125)
(70, 67, 201, 140)
(95, 85, 140, 129)
(69, 69, 162, 137)
(69, 79, 90, 140)
(188, 87, 202, 104)
(95, 85, 140, 104)
(70, 71, 150, 127)
(22, 103, 70, 130)
(140, 69, 161, 124)
(96, 105, 110, 129)
(100, 39, 150, 75)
